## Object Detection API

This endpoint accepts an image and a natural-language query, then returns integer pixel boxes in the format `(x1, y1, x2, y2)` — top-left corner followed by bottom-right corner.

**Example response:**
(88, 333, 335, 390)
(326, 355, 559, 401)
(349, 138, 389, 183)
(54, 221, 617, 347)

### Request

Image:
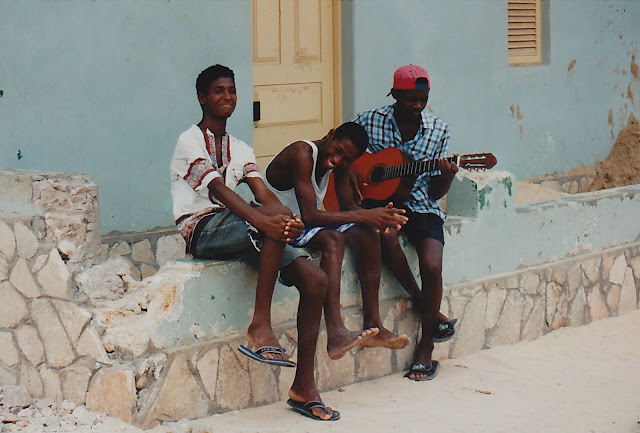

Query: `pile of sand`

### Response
(590, 113, 640, 191)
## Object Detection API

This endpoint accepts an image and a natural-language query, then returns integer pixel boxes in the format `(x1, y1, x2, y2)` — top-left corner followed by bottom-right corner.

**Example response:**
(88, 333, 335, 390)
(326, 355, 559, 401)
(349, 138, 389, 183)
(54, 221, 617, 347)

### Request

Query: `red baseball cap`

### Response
(391, 64, 431, 91)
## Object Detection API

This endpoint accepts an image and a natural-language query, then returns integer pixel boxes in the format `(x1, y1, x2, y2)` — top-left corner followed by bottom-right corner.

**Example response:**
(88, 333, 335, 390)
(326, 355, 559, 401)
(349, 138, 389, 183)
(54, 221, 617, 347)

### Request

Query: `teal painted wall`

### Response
(342, 0, 640, 180)
(3, 1, 639, 234)
(0, 1, 253, 233)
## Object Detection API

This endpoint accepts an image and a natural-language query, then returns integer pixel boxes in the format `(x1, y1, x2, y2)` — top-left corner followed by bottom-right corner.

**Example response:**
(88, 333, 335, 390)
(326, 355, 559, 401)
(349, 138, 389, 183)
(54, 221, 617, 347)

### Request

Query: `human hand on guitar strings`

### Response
(428, 154, 459, 200)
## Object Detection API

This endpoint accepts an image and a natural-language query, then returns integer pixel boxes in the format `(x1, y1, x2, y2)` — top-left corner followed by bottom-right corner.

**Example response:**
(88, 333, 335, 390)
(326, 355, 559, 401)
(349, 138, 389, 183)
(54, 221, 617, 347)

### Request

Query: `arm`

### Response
(208, 178, 297, 242)
(334, 165, 365, 211)
(289, 146, 407, 231)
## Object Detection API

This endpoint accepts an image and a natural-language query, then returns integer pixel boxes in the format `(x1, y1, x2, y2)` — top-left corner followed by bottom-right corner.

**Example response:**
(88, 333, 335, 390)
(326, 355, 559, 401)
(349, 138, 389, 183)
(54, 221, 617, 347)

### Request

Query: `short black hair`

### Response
(196, 64, 235, 96)
(333, 122, 369, 154)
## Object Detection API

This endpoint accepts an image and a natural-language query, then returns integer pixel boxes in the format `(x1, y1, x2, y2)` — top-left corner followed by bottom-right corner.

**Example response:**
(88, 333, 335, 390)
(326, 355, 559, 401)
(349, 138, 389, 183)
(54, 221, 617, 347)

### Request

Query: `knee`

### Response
(321, 230, 346, 255)
(262, 204, 293, 217)
(421, 259, 442, 280)
(303, 267, 328, 300)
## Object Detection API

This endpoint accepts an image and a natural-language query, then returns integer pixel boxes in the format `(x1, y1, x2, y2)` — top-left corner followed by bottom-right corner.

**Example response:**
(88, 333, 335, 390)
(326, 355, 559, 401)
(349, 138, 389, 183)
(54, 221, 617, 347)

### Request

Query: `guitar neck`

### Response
(380, 155, 459, 181)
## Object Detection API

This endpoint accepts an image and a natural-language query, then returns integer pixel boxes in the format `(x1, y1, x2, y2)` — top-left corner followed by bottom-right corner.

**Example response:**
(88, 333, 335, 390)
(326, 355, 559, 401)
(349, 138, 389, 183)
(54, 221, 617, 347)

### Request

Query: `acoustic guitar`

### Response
(323, 147, 497, 212)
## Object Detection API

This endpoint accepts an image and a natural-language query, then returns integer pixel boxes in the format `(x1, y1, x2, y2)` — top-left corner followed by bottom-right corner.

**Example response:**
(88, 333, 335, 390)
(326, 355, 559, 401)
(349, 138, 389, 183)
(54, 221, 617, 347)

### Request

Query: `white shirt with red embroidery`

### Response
(170, 125, 260, 246)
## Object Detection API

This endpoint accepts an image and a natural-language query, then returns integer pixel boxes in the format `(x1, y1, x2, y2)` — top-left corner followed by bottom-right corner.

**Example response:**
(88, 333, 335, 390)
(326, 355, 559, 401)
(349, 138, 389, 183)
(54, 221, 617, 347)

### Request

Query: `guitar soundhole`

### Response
(371, 167, 384, 183)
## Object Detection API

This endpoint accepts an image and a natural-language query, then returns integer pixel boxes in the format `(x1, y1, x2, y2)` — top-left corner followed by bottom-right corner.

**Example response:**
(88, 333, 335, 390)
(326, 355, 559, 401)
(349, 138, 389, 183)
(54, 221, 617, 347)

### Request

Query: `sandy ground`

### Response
(188, 310, 640, 433)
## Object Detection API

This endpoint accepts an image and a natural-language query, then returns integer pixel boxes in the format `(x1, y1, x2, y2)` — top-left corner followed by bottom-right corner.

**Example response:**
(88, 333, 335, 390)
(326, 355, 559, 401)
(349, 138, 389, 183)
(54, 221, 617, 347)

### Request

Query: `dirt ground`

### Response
(517, 113, 640, 203)
(5, 310, 639, 432)
(189, 310, 640, 433)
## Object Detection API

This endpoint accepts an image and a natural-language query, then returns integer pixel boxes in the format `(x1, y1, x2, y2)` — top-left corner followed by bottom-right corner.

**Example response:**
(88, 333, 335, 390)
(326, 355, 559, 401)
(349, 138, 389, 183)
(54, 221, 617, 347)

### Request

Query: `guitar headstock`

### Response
(458, 153, 497, 170)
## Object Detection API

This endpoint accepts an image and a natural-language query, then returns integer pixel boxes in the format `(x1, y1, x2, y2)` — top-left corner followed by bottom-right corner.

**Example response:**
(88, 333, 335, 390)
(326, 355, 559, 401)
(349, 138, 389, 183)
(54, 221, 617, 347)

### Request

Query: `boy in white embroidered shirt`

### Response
(170, 65, 339, 420)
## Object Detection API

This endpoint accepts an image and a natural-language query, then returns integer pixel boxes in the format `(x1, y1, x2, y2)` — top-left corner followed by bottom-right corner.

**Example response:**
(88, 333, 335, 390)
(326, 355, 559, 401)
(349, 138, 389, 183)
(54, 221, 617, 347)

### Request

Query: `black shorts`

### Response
(401, 207, 445, 246)
(362, 200, 444, 245)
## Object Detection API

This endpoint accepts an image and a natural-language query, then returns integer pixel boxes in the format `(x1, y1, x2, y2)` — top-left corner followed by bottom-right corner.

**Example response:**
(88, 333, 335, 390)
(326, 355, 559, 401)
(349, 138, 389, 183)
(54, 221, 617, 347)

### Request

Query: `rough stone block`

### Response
(451, 290, 486, 358)
(52, 299, 91, 345)
(38, 365, 64, 401)
(0, 331, 19, 367)
(566, 264, 581, 296)
(2, 385, 31, 408)
(196, 348, 219, 401)
(59, 359, 94, 405)
(521, 297, 545, 341)
(568, 287, 587, 327)
(19, 360, 43, 398)
(277, 363, 297, 401)
(606, 285, 621, 315)
(609, 255, 627, 285)
(248, 360, 279, 406)
(14, 222, 38, 259)
(140, 353, 210, 428)
(630, 256, 640, 280)
(110, 241, 131, 257)
(76, 327, 111, 364)
(487, 291, 523, 348)
(75, 256, 129, 302)
(30, 253, 48, 274)
(0, 363, 18, 386)
(86, 368, 136, 423)
(395, 311, 419, 369)
(0, 281, 28, 328)
(619, 267, 637, 314)
(30, 299, 75, 368)
(485, 288, 507, 329)
(37, 249, 71, 299)
(156, 234, 186, 267)
(9, 257, 42, 298)
(550, 292, 568, 330)
(587, 285, 609, 321)
(16, 325, 45, 366)
(132, 239, 153, 265)
(545, 282, 561, 326)
(141, 263, 158, 279)
(315, 329, 356, 391)
(0, 220, 16, 260)
(215, 345, 251, 412)
(521, 272, 540, 295)
(0, 252, 8, 280)
(581, 257, 601, 286)
(356, 346, 392, 381)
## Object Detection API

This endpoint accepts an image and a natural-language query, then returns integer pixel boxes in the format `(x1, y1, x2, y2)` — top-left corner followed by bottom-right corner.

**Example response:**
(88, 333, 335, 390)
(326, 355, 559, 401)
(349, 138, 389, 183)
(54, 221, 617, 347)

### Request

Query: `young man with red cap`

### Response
(349, 64, 459, 381)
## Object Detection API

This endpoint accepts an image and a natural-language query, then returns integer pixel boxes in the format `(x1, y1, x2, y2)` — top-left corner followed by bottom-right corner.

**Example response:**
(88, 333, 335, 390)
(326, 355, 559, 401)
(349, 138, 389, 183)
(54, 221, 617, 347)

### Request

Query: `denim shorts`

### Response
(192, 209, 308, 270)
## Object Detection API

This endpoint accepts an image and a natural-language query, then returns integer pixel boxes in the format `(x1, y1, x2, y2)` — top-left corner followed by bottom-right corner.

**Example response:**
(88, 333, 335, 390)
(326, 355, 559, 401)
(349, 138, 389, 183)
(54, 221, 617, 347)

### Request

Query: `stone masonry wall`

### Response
(1, 169, 638, 429)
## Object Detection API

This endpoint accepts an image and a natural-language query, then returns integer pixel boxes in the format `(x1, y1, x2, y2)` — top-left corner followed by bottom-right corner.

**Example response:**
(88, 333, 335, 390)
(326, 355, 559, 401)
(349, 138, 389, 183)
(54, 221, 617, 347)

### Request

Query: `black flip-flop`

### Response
(433, 319, 458, 342)
(287, 399, 340, 421)
(404, 360, 439, 381)
(238, 345, 296, 368)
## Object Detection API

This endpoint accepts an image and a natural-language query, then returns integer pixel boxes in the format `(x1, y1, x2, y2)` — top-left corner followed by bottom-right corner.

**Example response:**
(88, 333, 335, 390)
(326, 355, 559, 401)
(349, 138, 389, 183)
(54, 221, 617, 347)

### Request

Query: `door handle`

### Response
(253, 101, 261, 122)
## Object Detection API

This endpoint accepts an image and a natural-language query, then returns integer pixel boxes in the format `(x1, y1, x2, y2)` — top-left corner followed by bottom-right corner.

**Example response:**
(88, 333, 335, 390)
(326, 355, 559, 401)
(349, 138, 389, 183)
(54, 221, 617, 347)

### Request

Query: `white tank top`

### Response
(263, 140, 331, 216)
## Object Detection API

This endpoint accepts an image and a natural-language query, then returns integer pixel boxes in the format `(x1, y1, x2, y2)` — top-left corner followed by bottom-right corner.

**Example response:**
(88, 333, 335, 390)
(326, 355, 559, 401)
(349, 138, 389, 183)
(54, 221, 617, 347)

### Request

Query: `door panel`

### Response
(252, 0, 337, 169)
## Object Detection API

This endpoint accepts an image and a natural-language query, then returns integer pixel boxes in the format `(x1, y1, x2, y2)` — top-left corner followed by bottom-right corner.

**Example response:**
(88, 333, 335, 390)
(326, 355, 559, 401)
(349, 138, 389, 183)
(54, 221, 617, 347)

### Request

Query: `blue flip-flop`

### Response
(237, 345, 296, 368)
(287, 399, 340, 421)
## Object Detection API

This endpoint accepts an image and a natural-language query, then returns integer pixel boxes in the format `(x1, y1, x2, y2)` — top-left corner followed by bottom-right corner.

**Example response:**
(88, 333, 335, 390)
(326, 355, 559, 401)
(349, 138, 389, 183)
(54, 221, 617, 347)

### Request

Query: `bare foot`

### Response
(361, 327, 410, 349)
(288, 388, 335, 421)
(246, 324, 292, 363)
(327, 327, 379, 360)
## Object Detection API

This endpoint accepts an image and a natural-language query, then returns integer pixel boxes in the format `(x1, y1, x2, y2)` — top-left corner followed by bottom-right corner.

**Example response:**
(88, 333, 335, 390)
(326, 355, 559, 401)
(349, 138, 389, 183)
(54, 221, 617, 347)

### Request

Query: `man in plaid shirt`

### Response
(351, 65, 458, 381)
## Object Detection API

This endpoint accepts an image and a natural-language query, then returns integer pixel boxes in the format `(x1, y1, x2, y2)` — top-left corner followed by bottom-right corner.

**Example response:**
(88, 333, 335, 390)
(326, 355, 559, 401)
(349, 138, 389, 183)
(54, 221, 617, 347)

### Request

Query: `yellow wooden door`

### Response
(252, 0, 341, 169)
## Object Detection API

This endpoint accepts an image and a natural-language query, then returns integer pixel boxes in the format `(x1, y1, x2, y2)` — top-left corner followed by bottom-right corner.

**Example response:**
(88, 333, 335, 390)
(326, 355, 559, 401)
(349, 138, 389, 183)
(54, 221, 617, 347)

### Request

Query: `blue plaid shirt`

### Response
(352, 104, 450, 222)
